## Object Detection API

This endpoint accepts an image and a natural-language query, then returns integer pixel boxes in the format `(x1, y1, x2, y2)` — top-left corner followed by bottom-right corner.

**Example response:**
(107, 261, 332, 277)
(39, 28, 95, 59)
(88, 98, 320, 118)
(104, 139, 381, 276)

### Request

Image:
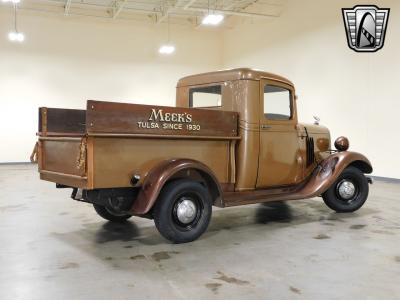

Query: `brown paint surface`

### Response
(92, 138, 231, 190)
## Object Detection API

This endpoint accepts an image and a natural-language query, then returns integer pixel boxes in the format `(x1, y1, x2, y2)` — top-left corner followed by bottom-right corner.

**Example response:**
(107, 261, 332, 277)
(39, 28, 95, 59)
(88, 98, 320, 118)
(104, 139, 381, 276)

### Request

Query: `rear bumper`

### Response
(40, 170, 87, 189)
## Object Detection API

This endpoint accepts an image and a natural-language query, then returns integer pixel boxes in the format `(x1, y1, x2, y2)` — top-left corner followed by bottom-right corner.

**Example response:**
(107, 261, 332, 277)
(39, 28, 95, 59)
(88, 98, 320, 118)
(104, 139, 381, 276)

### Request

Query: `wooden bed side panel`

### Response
(91, 137, 231, 189)
(86, 100, 238, 137)
(38, 107, 86, 135)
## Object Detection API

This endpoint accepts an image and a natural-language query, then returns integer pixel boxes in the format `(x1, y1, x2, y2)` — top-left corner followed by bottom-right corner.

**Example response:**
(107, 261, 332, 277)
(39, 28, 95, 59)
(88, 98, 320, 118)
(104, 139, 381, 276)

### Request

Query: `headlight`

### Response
(334, 136, 349, 151)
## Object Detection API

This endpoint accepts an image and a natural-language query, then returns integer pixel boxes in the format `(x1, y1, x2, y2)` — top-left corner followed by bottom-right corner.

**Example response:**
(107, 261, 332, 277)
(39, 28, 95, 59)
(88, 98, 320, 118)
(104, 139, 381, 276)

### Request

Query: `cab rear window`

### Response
(189, 85, 222, 108)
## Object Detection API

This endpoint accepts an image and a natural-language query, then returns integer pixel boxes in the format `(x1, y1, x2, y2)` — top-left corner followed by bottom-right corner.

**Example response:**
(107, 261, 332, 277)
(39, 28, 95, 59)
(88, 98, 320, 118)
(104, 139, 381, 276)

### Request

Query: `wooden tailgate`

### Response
(37, 108, 87, 188)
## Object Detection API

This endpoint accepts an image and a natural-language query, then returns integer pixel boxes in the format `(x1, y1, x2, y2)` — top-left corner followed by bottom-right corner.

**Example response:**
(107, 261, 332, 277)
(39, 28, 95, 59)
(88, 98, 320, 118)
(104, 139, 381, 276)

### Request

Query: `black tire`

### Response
(153, 179, 212, 243)
(93, 203, 132, 222)
(322, 166, 369, 213)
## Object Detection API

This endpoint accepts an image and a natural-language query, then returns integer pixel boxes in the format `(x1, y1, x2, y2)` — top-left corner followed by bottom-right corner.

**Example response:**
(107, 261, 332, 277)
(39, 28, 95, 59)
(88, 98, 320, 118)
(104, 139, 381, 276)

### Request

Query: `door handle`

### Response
(261, 125, 272, 129)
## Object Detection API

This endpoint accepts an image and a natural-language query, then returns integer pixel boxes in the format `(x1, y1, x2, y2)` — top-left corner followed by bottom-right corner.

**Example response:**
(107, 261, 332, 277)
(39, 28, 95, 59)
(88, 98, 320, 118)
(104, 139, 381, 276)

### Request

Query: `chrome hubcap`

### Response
(338, 180, 356, 200)
(176, 198, 197, 224)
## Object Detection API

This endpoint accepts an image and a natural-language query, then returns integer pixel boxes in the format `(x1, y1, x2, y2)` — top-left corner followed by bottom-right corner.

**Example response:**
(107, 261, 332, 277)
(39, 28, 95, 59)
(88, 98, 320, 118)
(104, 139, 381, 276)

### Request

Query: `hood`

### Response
(298, 123, 330, 135)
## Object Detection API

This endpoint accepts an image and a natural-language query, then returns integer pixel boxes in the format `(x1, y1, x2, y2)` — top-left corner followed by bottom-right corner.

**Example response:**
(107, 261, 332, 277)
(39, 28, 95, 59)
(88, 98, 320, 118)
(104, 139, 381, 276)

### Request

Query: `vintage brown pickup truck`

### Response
(32, 68, 373, 243)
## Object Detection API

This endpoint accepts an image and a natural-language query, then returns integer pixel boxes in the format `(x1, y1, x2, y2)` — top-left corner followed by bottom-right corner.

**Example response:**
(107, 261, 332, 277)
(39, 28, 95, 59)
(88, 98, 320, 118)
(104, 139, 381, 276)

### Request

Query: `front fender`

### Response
(130, 159, 222, 215)
(298, 151, 372, 198)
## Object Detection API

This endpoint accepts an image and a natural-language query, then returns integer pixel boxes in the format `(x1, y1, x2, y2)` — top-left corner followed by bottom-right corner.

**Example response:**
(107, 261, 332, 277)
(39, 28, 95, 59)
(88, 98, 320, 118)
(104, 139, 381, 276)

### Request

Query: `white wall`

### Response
(0, 10, 222, 162)
(222, 0, 400, 178)
(1, 1, 399, 179)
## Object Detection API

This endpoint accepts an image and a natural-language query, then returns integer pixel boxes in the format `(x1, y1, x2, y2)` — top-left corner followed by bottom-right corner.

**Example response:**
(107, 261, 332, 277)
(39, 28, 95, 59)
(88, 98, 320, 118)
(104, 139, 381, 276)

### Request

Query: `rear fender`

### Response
(130, 159, 223, 215)
(299, 151, 373, 198)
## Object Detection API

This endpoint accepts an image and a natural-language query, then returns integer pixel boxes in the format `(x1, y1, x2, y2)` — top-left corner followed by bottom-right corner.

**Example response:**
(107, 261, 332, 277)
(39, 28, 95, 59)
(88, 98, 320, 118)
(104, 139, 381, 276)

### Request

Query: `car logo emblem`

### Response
(342, 5, 390, 52)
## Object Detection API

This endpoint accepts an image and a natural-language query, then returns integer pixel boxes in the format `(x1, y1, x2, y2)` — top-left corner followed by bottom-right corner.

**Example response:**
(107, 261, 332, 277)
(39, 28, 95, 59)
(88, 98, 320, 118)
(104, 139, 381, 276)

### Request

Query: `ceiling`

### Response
(0, 0, 286, 27)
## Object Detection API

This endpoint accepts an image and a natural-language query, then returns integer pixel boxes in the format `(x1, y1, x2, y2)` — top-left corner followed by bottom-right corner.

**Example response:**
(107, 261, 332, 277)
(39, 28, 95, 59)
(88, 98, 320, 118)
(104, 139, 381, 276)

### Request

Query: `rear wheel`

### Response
(93, 203, 132, 222)
(153, 179, 212, 243)
(322, 166, 369, 213)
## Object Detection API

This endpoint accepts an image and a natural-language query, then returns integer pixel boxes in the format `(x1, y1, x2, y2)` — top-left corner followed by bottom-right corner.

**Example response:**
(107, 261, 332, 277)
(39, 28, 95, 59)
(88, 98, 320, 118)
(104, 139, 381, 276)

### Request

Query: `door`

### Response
(256, 79, 302, 188)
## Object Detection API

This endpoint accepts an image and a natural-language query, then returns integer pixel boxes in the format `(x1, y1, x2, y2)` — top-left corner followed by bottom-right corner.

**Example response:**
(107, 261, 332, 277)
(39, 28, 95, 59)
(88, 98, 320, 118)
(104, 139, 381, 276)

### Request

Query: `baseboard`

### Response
(0, 162, 33, 165)
(371, 176, 400, 183)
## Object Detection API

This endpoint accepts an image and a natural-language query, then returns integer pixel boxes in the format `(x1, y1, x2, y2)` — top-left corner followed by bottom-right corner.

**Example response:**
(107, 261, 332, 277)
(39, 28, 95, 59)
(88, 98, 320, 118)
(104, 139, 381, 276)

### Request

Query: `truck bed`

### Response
(37, 100, 239, 190)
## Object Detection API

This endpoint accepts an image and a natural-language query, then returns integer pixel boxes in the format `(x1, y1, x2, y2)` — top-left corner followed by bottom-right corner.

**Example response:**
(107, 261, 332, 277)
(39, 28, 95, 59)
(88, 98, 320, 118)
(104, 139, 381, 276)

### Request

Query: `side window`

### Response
(189, 85, 222, 108)
(263, 85, 292, 120)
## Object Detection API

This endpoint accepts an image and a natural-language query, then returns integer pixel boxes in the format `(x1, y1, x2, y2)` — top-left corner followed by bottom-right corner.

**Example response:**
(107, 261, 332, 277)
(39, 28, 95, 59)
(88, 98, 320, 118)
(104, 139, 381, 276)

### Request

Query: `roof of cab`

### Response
(177, 68, 293, 87)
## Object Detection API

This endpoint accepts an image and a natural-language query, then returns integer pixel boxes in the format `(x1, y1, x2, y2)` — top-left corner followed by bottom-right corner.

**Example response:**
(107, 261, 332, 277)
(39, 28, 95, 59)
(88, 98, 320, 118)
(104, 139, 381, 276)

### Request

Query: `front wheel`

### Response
(322, 166, 369, 213)
(93, 203, 132, 222)
(153, 179, 212, 243)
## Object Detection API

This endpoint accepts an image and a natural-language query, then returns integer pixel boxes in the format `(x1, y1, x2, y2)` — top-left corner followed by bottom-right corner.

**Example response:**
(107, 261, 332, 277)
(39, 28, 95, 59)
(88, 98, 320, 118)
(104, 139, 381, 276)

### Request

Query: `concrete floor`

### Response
(0, 164, 399, 300)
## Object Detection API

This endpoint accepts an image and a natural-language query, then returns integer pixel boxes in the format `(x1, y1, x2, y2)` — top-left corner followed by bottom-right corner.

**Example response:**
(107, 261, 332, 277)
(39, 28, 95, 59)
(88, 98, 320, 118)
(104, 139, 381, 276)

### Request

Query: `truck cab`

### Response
(176, 68, 330, 191)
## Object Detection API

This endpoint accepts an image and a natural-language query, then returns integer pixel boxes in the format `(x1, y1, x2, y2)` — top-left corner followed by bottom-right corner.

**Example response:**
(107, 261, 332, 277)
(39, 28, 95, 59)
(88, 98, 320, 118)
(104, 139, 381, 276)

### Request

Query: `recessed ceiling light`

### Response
(202, 14, 224, 25)
(5, 0, 24, 43)
(8, 31, 24, 42)
(159, 44, 175, 55)
(2, 0, 21, 3)
(158, 14, 175, 55)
